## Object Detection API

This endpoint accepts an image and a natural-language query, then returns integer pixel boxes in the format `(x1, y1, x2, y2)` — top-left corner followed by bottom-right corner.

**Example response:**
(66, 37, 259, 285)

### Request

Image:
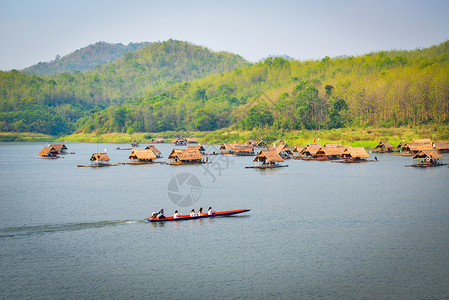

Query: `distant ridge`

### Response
(21, 41, 151, 75)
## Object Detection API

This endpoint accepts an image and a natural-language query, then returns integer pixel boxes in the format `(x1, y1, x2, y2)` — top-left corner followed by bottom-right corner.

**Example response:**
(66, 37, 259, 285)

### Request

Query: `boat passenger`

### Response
(190, 209, 196, 217)
(150, 212, 157, 219)
(208, 207, 215, 215)
(156, 209, 165, 219)
(174, 210, 180, 219)
(198, 207, 203, 216)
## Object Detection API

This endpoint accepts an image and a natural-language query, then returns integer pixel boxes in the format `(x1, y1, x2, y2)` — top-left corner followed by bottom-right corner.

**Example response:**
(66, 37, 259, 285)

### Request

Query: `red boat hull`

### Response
(146, 209, 250, 222)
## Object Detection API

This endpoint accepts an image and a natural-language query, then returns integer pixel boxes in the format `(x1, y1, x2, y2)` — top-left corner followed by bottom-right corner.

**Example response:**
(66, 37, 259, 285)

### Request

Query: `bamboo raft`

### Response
(161, 161, 211, 165)
(245, 164, 288, 169)
(77, 164, 118, 167)
(331, 159, 377, 163)
(405, 163, 446, 168)
(118, 161, 164, 165)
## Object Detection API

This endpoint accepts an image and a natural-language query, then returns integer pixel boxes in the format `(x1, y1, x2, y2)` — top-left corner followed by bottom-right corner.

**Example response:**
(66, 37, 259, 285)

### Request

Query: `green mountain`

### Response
(1, 40, 448, 137)
(21, 41, 151, 75)
(75, 40, 449, 134)
(0, 40, 250, 135)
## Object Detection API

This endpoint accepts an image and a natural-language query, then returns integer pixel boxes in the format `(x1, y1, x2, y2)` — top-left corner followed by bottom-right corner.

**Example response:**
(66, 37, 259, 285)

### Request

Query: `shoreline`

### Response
(1, 126, 448, 148)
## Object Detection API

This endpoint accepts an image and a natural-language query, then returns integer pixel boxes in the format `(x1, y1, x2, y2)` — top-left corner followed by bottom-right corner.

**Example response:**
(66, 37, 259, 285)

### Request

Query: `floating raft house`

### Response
(374, 141, 394, 153)
(145, 145, 162, 157)
(246, 150, 287, 169)
(167, 149, 205, 164)
(406, 150, 444, 167)
(77, 152, 116, 167)
(37, 146, 61, 159)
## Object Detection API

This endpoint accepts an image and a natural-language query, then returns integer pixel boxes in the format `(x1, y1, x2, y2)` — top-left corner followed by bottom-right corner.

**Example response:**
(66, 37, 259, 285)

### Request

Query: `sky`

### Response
(0, 0, 448, 71)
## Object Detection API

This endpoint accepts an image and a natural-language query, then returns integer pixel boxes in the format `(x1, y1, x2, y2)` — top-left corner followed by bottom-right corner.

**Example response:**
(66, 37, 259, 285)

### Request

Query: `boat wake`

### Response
(0, 220, 143, 238)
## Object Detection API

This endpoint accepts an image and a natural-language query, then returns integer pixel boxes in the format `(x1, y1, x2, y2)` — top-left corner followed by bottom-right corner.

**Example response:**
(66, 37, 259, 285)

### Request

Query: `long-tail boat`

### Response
(146, 209, 250, 222)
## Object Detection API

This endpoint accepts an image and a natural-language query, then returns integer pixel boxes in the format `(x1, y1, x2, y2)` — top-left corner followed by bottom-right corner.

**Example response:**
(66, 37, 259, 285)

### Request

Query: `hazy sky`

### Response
(0, 0, 448, 71)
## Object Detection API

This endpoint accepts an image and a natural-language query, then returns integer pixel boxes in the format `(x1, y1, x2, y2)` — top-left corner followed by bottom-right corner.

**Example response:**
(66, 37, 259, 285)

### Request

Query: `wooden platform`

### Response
(245, 165, 288, 169)
(161, 161, 211, 165)
(331, 160, 372, 163)
(405, 163, 446, 168)
(77, 164, 118, 167)
(118, 161, 157, 165)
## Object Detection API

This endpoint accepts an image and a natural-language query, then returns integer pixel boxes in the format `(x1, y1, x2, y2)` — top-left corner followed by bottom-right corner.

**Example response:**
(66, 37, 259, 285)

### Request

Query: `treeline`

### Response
(1, 40, 448, 136)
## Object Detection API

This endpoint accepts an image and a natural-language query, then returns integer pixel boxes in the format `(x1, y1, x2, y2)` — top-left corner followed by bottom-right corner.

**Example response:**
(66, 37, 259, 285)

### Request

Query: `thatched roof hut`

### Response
(299, 144, 322, 157)
(396, 142, 406, 149)
(253, 150, 284, 164)
(90, 153, 110, 163)
(151, 137, 165, 143)
(412, 150, 443, 166)
(219, 143, 242, 154)
(129, 149, 157, 161)
(234, 145, 255, 156)
(172, 137, 187, 145)
(401, 142, 434, 155)
(341, 147, 370, 159)
(269, 144, 293, 158)
(316, 147, 344, 159)
(434, 141, 449, 153)
(324, 143, 342, 148)
(374, 141, 394, 152)
(145, 145, 162, 157)
(256, 139, 267, 147)
(187, 137, 198, 144)
(412, 150, 442, 160)
(168, 149, 203, 163)
(187, 145, 206, 153)
(412, 138, 432, 143)
(39, 146, 59, 157)
(293, 146, 305, 153)
(50, 143, 68, 153)
(220, 143, 238, 150)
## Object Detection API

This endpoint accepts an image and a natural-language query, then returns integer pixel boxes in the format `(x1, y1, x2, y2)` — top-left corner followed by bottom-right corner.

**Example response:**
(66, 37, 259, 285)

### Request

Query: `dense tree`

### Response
(1, 40, 448, 135)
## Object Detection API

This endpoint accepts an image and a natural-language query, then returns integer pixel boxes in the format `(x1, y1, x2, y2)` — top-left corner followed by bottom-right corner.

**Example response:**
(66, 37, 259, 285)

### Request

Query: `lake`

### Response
(1, 142, 449, 299)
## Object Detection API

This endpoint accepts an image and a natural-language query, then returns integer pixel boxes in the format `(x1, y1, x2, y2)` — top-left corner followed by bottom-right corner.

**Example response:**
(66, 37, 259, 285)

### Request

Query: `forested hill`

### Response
(1, 40, 448, 136)
(0, 40, 250, 134)
(21, 41, 151, 75)
(74, 40, 449, 135)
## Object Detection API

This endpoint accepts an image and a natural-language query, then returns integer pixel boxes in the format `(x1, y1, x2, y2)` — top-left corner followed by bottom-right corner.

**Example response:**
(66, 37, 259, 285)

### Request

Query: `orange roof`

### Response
(39, 146, 58, 156)
(253, 150, 284, 163)
(129, 150, 157, 160)
(90, 153, 110, 162)
(341, 147, 369, 158)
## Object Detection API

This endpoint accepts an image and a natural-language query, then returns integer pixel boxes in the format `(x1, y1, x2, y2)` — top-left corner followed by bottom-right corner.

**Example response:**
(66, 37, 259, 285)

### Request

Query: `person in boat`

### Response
(174, 210, 180, 219)
(156, 209, 165, 219)
(208, 207, 215, 215)
(190, 209, 196, 217)
(198, 207, 203, 216)
(150, 212, 157, 219)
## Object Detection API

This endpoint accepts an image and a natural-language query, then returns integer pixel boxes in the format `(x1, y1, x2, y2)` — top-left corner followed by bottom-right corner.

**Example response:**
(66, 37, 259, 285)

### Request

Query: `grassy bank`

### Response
(58, 125, 449, 148)
(202, 125, 449, 148)
(0, 132, 56, 142)
(5, 125, 448, 148)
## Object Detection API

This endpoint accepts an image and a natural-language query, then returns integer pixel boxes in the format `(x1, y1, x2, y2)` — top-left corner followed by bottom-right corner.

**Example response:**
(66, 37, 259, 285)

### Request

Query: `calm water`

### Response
(1, 142, 449, 299)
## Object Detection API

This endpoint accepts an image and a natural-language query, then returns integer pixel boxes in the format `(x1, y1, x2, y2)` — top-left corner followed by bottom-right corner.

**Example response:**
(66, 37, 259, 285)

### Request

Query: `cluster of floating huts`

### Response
(36, 137, 448, 168)
(36, 143, 71, 159)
